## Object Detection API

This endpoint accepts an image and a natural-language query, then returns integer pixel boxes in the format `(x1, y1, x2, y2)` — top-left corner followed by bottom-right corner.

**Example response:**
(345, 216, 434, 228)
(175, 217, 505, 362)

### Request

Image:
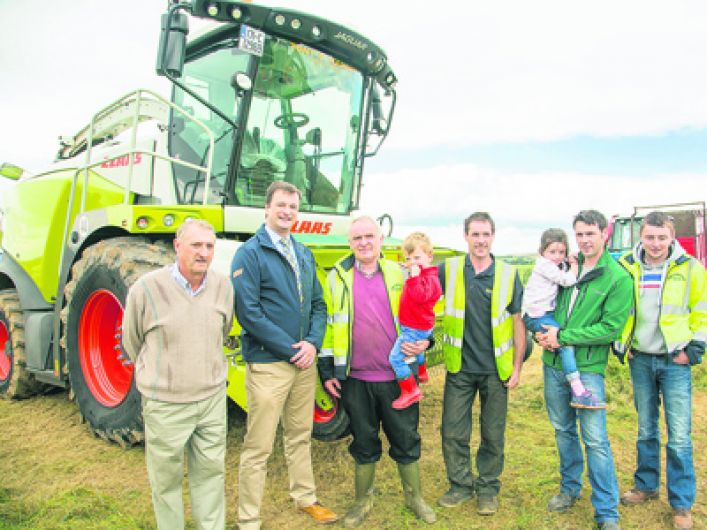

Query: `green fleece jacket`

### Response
(542, 249, 633, 375)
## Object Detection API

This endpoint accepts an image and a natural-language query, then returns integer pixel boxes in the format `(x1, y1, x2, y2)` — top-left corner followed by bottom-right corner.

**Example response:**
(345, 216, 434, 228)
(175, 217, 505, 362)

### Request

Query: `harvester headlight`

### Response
(136, 216, 149, 230)
(291, 18, 301, 30)
(312, 25, 321, 37)
(231, 7, 242, 20)
(367, 52, 375, 63)
(274, 14, 285, 26)
(207, 3, 219, 16)
(163, 214, 175, 227)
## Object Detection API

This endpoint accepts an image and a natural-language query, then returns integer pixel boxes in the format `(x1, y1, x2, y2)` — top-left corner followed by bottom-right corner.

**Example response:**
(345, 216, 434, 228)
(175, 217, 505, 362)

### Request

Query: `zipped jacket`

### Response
(318, 254, 403, 381)
(541, 249, 633, 374)
(615, 241, 706, 365)
(231, 224, 326, 363)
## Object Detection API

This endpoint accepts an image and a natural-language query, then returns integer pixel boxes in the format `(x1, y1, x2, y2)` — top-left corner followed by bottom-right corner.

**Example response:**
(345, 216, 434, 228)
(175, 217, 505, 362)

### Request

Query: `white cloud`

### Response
(3, 0, 707, 171)
(361, 163, 707, 254)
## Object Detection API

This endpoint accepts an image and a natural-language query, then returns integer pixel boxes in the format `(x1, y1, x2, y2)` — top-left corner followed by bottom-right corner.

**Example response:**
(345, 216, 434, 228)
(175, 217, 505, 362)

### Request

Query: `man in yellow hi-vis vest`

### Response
(319, 216, 436, 527)
(615, 212, 705, 530)
(437, 212, 526, 516)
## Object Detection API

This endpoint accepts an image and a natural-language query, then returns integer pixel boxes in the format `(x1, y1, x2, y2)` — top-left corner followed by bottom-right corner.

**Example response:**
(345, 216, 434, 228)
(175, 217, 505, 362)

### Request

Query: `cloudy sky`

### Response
(2, 0, 706, 253)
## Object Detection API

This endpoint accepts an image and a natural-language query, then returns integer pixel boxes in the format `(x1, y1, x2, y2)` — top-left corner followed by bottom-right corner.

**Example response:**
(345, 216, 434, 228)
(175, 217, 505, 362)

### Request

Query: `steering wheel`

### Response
(274, 112, 310, 129)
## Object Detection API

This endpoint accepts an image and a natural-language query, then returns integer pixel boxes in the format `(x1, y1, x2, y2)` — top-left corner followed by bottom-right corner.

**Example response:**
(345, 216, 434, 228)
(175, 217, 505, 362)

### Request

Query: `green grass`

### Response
(0, 356, 705, 529)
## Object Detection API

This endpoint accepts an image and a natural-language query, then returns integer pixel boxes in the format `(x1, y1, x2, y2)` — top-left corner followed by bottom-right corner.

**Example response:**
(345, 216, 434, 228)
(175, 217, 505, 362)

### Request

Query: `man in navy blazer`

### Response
(231, 181, 336, 529)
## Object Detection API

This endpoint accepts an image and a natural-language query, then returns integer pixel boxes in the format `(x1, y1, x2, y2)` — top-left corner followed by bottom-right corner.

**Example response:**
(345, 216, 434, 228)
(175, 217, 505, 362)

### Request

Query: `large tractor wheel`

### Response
(61, 238, 174, 447)
(312, 375, 350, 441)
(0, 290, 48, 398)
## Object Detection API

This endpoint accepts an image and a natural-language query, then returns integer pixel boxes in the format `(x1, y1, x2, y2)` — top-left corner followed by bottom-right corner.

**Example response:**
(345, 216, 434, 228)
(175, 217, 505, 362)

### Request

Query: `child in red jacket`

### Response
(390, 232, 442, 409)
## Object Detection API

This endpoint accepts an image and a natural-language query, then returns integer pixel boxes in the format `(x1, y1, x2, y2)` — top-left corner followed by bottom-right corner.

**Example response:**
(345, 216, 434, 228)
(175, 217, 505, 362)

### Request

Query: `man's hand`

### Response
(537, 325, 560, 350)
(324, 378, 341, 399)
(673, 351, 690, 365)
(401, 339, 429, 358)
(290, 340, 316, 370)
(504, 369, 520, 389)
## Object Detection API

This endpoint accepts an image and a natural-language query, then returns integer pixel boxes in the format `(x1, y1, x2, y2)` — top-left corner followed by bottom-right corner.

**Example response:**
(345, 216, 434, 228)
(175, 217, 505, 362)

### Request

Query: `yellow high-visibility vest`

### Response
(442, 256, 516, 379)
(616, 252, 707, 353)
(320, 256, 402, 379)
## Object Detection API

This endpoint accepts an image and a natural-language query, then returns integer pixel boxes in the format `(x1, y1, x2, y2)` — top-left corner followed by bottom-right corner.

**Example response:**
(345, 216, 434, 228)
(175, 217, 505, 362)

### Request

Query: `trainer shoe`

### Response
(547, 492, 579, 512)
(437, 488, 474, 508)
(571, 390, 606, 410)
(673, 509, 693, 530)
(477, 495, 498, 516)
(620, 488, 658, 506)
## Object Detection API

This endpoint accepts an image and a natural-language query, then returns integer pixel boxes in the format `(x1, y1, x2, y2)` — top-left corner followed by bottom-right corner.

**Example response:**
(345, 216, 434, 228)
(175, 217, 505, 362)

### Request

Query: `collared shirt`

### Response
(264, 224, 299, 274)
(354, 259, 380, 278)
(171, 263, 207, 297)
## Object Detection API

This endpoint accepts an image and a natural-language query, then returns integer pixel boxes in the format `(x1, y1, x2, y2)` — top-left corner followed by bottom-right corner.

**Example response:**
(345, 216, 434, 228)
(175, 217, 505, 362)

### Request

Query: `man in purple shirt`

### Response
(319, 216, 436, 527)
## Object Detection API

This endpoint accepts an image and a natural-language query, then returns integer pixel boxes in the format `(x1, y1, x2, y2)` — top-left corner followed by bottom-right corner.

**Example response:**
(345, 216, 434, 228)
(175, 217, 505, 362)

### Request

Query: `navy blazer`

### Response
(231, 224, 327, 362)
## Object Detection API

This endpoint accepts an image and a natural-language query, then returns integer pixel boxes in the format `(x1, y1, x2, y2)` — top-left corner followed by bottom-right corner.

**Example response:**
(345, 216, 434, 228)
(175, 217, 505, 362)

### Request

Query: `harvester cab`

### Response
(157, 1, 396, 222)
(0, 1, 404, 445)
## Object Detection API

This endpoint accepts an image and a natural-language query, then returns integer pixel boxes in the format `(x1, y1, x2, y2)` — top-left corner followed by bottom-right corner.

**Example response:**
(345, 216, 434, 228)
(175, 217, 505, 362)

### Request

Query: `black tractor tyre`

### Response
(0, 290, 48, 398)
(312, 398, 350, 442)
(61, 238, 174, 447)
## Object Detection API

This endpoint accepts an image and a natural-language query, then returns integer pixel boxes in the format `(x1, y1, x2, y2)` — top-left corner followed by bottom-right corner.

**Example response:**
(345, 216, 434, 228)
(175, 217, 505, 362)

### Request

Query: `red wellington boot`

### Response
(417, 362, 430, 384)
(392, 375, 422, 409)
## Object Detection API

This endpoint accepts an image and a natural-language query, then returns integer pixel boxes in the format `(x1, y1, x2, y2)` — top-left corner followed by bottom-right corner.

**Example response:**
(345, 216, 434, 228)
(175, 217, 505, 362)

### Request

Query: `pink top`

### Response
(521, 256, 577, 318)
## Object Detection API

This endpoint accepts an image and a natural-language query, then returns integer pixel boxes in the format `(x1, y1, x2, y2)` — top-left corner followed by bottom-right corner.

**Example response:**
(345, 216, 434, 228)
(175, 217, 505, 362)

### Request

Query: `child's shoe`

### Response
(417, 362, 430, 384)
(570, 390, 606, 410)
(392, 375, 422, 409)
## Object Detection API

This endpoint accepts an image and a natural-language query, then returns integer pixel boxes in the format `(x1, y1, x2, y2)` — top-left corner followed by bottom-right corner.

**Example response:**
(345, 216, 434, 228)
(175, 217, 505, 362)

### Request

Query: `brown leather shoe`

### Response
(299, 502, 339, 524)
(619, 488, 658, 505)
(673, 509, 693, 530)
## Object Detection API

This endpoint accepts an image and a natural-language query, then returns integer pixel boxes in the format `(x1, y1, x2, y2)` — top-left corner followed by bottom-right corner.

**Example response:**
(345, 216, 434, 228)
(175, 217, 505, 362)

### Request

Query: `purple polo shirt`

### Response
(349, 267, 397, 382)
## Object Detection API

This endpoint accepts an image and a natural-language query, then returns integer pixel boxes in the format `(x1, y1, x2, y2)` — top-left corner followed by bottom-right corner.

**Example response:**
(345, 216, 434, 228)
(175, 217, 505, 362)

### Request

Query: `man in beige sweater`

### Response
(123, 219, 234, 530)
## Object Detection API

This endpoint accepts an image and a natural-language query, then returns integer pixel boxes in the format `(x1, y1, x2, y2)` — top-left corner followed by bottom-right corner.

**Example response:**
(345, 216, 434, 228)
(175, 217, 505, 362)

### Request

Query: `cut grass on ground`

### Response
(0, 353, 705, 529)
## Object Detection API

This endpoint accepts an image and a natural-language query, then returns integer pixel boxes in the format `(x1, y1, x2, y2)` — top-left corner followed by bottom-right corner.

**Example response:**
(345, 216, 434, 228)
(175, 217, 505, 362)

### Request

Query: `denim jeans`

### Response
(440, 370, 508, 496)
(389, 325, 431, 380)
(629, 353, 695, 510)
(544, 365, 619, 523)
(524, 312, 578, 379)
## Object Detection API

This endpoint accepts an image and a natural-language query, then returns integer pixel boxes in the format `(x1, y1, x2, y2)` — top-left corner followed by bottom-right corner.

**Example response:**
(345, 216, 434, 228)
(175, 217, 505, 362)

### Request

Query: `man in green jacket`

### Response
(537, 210, 632, 530)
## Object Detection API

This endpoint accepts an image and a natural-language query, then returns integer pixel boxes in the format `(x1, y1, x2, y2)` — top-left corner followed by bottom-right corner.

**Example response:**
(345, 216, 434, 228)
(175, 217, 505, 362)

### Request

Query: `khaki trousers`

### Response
(238, 361, 317, 529)
(143, 387, 227, 530)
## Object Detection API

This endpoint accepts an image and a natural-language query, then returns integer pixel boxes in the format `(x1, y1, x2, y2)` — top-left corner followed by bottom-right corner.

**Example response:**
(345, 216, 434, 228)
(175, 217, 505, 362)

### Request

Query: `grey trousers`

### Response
(143, 387, 227, 530)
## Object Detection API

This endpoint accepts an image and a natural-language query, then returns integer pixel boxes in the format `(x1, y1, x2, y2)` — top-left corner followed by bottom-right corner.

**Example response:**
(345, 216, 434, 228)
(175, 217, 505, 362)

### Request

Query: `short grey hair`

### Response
(176, 218, 215, 240)
(349, 215, 382, 236)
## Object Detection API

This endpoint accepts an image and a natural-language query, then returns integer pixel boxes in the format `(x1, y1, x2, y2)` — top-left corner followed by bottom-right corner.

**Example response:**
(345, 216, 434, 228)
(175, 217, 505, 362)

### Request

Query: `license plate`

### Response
(238, 24, 265, 56)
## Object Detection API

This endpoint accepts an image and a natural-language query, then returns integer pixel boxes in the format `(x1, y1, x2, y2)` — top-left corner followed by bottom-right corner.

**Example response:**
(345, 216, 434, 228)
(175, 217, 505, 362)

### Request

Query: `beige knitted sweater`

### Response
(122, 266, 234, 403)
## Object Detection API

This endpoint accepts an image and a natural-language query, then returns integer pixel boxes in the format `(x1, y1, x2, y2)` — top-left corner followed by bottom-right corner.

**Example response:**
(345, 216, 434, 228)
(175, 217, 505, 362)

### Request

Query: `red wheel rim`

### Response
(0, 320, 10, 382)
(78, 289, 133, 407)
(313, 402, 336, 424)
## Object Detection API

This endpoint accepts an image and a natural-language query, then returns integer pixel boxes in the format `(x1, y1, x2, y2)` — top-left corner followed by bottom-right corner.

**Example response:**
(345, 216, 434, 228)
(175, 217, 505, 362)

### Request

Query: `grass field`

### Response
(0, 352, 705, 529)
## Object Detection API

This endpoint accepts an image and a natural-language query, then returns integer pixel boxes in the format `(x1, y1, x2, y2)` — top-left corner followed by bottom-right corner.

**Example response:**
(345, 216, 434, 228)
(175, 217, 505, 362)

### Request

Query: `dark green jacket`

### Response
(541, 249, 633, 375)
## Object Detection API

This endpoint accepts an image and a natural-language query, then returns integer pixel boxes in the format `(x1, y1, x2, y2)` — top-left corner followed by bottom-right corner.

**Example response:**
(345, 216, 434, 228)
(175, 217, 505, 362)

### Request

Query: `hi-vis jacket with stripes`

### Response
(615, 242, 707, 365)
(442, 256, 517, 379)
(318, 254, 403, 381)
